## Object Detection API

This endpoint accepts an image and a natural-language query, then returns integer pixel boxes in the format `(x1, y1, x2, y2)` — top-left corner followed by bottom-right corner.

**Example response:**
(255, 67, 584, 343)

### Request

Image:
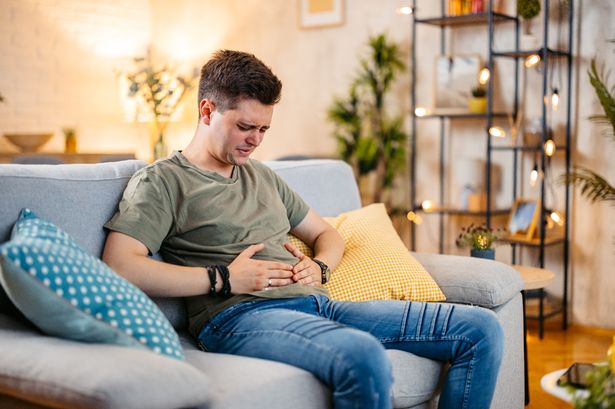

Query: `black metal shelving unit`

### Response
(409, 0, 573, 337)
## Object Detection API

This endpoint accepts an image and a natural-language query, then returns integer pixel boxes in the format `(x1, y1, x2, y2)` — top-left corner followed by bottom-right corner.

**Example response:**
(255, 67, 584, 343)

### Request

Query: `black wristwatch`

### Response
(312, 258, 331, 284)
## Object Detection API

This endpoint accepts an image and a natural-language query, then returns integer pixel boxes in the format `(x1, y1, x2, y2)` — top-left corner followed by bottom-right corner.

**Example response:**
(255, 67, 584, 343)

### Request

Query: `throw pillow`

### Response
(0, 208, 184, 360)
(288, 203, 446, 302)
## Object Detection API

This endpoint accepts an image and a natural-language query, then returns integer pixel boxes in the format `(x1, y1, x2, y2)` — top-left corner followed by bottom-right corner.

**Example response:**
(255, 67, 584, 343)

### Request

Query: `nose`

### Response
(246, 130, 263, 147)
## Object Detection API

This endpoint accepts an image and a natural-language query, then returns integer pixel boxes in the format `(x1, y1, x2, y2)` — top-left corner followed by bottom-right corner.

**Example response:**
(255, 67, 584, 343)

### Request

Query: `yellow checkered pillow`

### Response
(287, 203, 445, 302)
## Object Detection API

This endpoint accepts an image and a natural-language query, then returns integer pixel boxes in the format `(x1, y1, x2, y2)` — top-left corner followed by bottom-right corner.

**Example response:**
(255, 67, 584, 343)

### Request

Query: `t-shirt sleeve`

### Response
(104, 169, 174, 254)
(268, 169, 310, 229)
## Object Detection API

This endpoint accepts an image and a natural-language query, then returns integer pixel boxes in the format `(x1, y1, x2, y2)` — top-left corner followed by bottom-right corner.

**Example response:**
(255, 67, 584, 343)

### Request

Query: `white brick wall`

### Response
(0, 0, 152, 159)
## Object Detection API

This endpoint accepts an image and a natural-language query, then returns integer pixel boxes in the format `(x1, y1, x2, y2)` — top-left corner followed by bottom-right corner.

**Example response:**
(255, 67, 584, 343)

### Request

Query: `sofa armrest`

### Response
(412, 252, 523, 308)
(0, 314, 210, 409)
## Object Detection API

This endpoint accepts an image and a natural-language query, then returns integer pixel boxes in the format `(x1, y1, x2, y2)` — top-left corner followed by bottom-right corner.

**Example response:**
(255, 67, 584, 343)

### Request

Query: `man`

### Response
(103, 49, 503, 409)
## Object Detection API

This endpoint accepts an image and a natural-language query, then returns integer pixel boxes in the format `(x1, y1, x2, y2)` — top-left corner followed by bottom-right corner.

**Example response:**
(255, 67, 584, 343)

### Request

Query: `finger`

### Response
(263, 261, 294, 271)
(239, 243, 265, 258)
(291, 259, 311, 274)
(284, 242, 306, 259)
(293, 267, 316, 283)
(268, 277, 294, 287)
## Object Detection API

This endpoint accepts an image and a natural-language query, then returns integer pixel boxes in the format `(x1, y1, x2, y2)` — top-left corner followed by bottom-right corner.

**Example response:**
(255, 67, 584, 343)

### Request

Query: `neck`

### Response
(183, 131, 235, 178)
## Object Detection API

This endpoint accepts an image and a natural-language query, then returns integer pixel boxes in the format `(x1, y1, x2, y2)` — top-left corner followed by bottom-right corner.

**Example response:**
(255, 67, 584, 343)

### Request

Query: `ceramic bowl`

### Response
(4, 133, 53, 152)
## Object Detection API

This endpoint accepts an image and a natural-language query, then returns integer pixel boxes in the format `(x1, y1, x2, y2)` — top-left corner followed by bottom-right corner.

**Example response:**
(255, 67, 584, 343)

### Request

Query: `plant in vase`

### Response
(517, 0, 541, 36)
(468, 85, 487, 113)
(456, 223, 505, 259)
(328, 33, 408, 209)
(123, 49, 197, 161)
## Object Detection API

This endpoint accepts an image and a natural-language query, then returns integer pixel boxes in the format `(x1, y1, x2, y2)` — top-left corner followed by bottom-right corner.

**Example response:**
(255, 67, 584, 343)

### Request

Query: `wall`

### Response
(0, 0, 613, 328)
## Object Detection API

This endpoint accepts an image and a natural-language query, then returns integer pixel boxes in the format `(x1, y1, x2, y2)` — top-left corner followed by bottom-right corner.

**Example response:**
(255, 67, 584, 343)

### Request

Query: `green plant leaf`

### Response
(561, 167, 615, 203)
(588, 59, 615, 140)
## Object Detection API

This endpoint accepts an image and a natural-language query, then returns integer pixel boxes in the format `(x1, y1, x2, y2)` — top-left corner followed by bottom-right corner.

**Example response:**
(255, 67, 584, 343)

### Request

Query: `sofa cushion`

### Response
(264, 160, 361, 217)
(289, 204, 445, 302)
(413, 252, 523, 308)
(0, 209, 183, 360)
(0, 314, 210, 409)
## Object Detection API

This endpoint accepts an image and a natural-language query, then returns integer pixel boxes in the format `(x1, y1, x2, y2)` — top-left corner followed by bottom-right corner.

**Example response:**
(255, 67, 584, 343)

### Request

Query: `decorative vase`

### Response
(470, 248, 495, 260)
(153, 133, 168, 161)
(468, 97, 487, 113)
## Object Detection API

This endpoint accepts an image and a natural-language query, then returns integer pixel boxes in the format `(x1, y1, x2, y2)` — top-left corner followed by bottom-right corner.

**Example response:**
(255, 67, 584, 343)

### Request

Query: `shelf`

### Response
(492, 145, 569, 152)
(415, 109, 510, 119)
(415, 12, 517, 27)
(413, 205, 511, 216)
(493, 46, 571, 59)
(502, 234, 565, 247)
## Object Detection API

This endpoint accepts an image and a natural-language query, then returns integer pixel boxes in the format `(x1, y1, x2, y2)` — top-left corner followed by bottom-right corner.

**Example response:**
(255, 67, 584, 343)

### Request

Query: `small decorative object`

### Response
(122, 48, 197, 161)
(468, 85, 487, 113)
(62, 127, 77, 153)
(507, 198, 540, 240)
(3, 133, 53, 153)
(456, 223, 504, 260)
(471, 0, 484, 13)
(517, 0, 541, 35)
(434, 55, 482, 111)
(565, 336, 615, 408)
(299, 0, 344, 29)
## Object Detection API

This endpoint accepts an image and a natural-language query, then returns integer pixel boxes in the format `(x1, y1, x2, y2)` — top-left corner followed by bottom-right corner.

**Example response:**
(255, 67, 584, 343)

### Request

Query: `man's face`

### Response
(208, 98, 273, 167)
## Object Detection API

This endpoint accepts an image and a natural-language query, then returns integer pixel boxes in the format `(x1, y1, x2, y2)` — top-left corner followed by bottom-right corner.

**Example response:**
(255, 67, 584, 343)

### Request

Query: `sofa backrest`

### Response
(0, 158, 360, 329)
(0, 160, 148, 257)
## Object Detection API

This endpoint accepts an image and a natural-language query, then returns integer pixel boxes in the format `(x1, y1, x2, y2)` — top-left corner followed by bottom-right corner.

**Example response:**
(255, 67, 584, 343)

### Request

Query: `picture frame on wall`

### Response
(433, 54, 481, 112)
(298, 0, 344, 29)
(507, 199, 541, 240)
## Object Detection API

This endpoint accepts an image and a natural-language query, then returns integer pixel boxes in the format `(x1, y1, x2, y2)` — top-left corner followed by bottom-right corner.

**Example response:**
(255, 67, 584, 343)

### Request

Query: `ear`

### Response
(199, 99, 217, 125)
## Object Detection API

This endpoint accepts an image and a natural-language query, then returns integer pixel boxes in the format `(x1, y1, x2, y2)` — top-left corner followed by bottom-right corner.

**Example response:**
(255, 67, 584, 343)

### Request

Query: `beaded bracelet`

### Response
(206, 266, 217, 296)
(216, 265, 232, 298)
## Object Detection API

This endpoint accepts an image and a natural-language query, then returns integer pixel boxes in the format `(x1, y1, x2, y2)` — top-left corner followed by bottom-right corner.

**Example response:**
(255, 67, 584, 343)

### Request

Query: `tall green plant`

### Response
(328, 33, 408, 205)
(562, 59, 615, 203)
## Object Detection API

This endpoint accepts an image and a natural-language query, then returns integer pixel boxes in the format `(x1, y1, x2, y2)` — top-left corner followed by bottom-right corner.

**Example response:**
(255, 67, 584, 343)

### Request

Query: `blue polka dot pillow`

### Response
(0, 209, 184, 360)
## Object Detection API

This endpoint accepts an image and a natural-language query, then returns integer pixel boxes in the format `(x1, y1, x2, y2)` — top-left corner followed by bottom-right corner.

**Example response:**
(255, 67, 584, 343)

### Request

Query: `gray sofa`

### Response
(0, 159, 525, 409)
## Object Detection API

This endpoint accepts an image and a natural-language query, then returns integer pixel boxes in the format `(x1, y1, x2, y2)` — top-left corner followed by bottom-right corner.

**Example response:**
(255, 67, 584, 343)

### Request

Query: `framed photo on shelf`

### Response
(507, 199, 541, 240)
(298, 0, 344, 29)
(433, 54, 481, 112)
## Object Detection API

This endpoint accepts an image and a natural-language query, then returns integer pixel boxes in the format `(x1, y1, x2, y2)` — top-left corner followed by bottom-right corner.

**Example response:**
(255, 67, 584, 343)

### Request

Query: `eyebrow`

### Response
(238, 121, 270, 131)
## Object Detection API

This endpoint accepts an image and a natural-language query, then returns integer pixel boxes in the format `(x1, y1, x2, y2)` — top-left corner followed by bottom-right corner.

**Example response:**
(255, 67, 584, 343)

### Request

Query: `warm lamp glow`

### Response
(396, 6, 414, 15)
(544, 139, 556, 156)
(525, 54, 541, 68)
(530, 168, 539, 187)
(489, 126, 506, 138)
(479, 67, 490, 85)
(406, 211, 422, 225)
(550, 211, 564, 226)
(421, 200, 434, 211)
(551, 88, 560, 111)
(415, 107, 428, 117)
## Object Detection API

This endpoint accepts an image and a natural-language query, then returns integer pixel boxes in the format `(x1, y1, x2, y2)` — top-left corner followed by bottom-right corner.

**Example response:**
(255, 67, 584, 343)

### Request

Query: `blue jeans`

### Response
(198, 295, 503, 409)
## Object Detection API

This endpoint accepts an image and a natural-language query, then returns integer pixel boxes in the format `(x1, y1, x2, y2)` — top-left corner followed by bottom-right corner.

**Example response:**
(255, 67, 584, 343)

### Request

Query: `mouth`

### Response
(236, 147, 253, 157)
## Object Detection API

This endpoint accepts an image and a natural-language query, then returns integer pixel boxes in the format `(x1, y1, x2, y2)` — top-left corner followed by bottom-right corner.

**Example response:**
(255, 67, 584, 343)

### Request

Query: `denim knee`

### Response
(332, 329, 393, 408)
(467, 308, 504, 364)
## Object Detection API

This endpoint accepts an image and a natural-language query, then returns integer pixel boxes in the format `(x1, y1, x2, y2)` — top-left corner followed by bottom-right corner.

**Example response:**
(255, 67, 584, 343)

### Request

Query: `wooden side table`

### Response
(513, 265, 556, 339)
(512, 264, 556, 405)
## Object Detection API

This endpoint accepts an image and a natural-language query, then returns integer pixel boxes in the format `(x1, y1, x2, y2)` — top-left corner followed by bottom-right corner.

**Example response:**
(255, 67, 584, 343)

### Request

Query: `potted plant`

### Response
(455, 223, 505, 259)
(328, 33, 408, 208)
(468, 85, 487, 113)
(517, 0, 541, 36)
(562, 58, 615, 205)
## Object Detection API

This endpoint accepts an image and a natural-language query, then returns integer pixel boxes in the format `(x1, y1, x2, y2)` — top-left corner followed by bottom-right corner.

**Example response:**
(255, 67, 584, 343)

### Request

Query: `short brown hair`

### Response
(198, 50, 282, 114)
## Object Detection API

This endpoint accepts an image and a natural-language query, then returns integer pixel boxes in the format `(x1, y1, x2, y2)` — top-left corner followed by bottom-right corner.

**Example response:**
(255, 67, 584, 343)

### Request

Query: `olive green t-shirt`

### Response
(105, 151, 327, 338)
